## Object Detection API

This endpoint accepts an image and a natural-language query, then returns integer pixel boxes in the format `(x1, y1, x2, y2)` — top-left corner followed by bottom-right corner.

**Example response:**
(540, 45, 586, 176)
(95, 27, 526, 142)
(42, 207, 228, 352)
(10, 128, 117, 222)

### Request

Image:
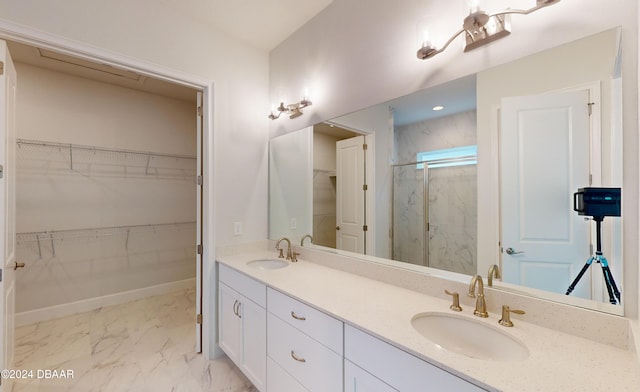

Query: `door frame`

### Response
(0, 20, 216, 357)
(325, 121, 375, 255)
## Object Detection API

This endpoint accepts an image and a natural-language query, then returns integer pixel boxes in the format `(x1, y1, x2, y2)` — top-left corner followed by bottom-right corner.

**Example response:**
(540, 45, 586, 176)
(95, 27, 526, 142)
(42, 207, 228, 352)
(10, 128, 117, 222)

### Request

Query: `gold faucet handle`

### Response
(277, 248, 285, 258)
(499, 305, 525, 327)
(291, 251, 300, 262)
(444, 290, 463, 312)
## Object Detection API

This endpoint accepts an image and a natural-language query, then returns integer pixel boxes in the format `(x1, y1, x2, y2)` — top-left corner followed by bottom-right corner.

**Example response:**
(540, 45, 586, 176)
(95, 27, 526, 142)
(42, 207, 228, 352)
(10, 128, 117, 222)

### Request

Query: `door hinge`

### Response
(363, 225, 368, 232)
(588, 102, 594, 116)
(362, 143, 368, 150)
(363, 184, 368, 191)
(196, 313, 203, 324)
(196, 175, 203, 186)
(0, 164, 3, 179)
(589, 174, 593, 185)
(197, 106, 203, 117)
(197, 244, 203, 255)
(0, 61, 4, 76)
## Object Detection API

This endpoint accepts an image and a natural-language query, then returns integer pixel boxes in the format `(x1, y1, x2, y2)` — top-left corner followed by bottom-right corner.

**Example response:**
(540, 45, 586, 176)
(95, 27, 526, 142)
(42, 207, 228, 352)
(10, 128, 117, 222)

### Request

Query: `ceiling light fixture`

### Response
(417, 0, 561, 60)
(268, 97, 312, 120)
(432, 105, 444, 111)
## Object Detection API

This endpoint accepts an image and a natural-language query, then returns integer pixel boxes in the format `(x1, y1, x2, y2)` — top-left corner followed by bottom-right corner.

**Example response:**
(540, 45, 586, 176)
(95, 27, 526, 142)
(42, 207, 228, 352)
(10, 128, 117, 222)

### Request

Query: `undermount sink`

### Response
(411, 312, 529, 362)
(246, 258, 289, 270)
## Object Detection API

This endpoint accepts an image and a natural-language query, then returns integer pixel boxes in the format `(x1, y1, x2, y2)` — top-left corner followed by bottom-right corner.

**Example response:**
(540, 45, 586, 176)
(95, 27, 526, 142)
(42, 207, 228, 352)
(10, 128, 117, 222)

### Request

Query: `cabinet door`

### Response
(240, 297, 266, 391)
(345, 360, 398, 392)
(219, 283, 242, 362)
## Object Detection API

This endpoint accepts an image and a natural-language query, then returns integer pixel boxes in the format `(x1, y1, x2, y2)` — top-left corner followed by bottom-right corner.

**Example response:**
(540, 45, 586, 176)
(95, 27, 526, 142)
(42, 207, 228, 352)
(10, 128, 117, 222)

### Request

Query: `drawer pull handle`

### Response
(291, 311, 306, 321)
(233, 300, 242, 318)
(290, 350, 306, 363)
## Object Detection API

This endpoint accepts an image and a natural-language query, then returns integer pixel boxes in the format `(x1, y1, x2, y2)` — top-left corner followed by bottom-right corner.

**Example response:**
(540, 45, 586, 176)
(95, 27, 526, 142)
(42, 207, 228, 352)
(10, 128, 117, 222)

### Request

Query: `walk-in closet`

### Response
(9, 41, 199, 329)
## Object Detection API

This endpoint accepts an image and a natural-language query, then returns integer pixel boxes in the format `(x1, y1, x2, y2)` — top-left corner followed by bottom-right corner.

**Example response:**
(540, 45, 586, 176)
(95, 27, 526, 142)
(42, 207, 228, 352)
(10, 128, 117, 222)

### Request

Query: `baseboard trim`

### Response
(16, 278, 196, 326)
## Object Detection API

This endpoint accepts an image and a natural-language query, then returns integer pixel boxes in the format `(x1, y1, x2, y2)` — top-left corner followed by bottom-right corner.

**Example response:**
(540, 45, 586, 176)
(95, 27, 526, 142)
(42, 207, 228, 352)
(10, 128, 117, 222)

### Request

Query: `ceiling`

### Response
(8, 40, 198, 102)
(6, 1, 336, 102)
(389, 74, 477, 127)
(159, 0, 335, 51)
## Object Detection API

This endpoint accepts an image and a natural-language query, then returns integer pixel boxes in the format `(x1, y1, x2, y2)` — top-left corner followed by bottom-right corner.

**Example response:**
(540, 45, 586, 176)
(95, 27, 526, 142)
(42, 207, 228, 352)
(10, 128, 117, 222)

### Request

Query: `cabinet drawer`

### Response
(267, 358, 310, 392)
(267, 288, 343, 354)
(345, 325, 485, 392)
(219, 263, 266, 307)
(267, 313, 342, 392)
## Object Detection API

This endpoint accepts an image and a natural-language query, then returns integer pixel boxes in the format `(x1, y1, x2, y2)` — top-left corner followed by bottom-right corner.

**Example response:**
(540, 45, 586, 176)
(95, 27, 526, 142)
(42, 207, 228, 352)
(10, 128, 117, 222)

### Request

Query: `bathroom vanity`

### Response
(217, 246, 640, 392)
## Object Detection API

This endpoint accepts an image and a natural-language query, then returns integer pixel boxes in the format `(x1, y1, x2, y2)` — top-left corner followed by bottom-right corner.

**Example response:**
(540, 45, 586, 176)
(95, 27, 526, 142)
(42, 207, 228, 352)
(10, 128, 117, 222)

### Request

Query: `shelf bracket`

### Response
(36, 235, 42, 259)
(145, 154, 151, 175)
(50, 233, 56, 257)
(125, 228, 130, 251)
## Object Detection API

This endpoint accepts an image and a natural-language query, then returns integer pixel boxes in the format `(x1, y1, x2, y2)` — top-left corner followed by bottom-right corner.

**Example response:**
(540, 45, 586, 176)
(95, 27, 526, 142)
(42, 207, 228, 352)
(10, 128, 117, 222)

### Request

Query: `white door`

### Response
(500, 90, 591, 298)
(336, 136, 365, 253)
(0, 40, 17, 391)
(195, 91, 203, 352)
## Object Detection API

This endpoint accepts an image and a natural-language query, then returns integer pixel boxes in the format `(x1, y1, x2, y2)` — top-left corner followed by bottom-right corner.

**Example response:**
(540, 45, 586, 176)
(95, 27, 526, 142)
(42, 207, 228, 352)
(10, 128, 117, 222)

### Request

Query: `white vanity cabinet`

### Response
(266, 288, 344, 392)
(218, 264, 266, 391)
(345, 325, 486, 392)
(345, 360, 399, 392)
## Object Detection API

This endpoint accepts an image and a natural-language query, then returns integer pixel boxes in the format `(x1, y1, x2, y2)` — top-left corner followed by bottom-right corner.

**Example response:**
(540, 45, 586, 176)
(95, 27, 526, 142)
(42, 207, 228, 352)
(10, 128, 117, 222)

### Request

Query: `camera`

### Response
(573, 187, 621, 218)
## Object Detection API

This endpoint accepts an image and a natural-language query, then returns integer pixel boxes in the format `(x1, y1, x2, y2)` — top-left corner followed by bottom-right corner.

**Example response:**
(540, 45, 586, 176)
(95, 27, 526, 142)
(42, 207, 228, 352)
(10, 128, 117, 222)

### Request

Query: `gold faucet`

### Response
(275, 237, 293, 260)
(300, 234, 313, 246)
(468, 275, 489, 318)
(499, 305, 525, 327)
(488, 264, 502, 287)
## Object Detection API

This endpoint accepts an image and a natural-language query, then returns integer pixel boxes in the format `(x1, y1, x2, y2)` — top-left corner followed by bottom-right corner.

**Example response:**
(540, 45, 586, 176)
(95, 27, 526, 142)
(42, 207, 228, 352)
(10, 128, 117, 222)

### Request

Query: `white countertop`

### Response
(217, 250, 640, 392)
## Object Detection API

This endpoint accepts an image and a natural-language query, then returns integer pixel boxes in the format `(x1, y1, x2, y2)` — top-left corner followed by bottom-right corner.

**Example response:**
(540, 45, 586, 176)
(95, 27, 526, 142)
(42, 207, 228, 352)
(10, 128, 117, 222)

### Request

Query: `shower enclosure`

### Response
(392, 156, 477, 275)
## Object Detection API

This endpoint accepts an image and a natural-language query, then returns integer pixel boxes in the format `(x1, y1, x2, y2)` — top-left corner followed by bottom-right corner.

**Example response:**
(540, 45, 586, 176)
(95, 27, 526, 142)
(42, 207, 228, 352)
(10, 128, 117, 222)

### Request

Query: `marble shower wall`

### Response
(313, 169, 337, 248)
(393, 110, 477, 275)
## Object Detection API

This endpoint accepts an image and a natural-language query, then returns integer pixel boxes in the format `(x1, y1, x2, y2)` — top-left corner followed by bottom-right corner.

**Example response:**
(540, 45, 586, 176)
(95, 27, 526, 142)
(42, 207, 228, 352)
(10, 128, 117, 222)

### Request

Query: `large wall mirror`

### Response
(269, 27, 624, 315)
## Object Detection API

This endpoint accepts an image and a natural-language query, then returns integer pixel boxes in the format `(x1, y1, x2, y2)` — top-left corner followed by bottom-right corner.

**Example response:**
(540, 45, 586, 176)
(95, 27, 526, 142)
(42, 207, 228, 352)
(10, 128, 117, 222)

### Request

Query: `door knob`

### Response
(14, 261, 25, 270)
(505, 248, 524, 255)
(336, 226, 341, 231)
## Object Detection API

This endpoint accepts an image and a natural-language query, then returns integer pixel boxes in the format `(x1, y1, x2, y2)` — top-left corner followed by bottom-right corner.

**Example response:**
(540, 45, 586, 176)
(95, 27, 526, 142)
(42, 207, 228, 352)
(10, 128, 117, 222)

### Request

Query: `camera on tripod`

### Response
(573, 187, 621, 218)
(567, 187, 621, 304)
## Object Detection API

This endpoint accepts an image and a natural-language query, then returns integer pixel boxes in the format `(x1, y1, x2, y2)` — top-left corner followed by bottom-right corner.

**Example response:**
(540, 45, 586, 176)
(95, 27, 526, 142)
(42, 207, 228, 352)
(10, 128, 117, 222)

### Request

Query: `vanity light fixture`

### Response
(268, 98, 312, 120)
(417, 0, 561, 60)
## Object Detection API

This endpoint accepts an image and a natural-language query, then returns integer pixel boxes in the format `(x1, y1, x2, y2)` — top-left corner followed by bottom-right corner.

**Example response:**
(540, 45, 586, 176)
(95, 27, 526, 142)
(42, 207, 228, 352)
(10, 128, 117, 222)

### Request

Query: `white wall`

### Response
(0, 0, 270, 357)
(14, 63, 195, 314)
(270, 0, 639, 318)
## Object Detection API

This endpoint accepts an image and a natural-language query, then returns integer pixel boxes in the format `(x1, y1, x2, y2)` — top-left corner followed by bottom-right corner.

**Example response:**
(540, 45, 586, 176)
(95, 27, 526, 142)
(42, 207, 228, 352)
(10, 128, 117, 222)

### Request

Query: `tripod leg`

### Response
(566, 258, 593, 295)
(602, 265, 621, 304)
(600, 266, 617, 304)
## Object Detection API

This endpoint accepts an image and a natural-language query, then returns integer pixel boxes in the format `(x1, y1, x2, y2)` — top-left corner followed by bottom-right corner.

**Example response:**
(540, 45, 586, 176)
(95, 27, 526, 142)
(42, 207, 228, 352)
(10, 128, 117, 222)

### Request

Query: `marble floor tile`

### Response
(11, 288, 257, 392)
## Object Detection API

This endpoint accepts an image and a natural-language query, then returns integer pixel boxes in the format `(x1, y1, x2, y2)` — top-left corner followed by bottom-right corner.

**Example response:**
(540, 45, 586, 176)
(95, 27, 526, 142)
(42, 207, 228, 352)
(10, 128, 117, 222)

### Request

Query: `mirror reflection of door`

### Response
(500, 90, 594, 299)
(336, 135, 366, 253)
(311, 124, 363, 252)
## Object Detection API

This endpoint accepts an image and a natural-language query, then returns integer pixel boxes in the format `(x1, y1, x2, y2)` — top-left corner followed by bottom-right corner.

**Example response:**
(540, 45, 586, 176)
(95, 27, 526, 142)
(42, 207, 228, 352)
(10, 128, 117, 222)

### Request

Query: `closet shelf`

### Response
(16, 139, 197, 179)
(17, 221, 196, 243)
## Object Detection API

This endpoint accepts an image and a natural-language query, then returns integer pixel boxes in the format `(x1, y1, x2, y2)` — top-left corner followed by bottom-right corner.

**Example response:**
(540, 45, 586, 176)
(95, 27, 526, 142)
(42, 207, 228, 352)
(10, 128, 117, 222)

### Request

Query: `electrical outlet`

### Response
(233, 222, 243, 236)
(290, 218, 297, 229)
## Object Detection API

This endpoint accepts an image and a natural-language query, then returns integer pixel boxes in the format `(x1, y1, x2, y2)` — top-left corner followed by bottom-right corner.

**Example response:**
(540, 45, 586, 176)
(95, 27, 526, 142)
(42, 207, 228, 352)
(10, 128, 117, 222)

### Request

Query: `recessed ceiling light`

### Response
(432, 105, 444, 111)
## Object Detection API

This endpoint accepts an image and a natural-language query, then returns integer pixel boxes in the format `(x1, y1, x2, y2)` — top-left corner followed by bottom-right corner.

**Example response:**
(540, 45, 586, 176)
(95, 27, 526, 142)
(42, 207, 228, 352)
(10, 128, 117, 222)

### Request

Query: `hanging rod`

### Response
(16, 221, 196, 244)
(16, 139, 197, 161)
